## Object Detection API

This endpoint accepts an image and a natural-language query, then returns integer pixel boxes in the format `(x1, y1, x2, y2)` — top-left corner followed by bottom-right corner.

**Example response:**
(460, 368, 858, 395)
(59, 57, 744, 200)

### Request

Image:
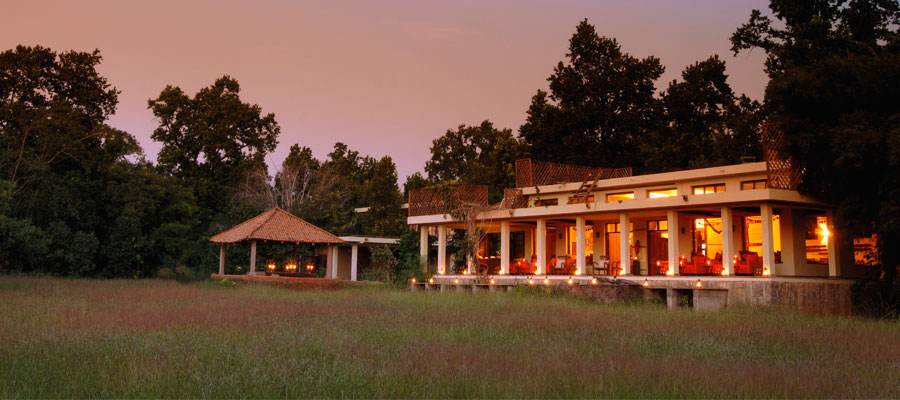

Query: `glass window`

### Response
(692, 184, 726, 195)
(647, 220, 668, 232)
(741, 180, 767, 190)
(805, 215, 829, 264)
(647, 188, 677, 198)
(606, 192, 634, 202)
(534, 198, 558, 206)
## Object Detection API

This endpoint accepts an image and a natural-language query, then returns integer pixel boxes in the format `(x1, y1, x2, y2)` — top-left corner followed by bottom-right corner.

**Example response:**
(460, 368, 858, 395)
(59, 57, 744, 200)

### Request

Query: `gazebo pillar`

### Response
(218, 244, 225, 275)
(249, 240, 257, 276)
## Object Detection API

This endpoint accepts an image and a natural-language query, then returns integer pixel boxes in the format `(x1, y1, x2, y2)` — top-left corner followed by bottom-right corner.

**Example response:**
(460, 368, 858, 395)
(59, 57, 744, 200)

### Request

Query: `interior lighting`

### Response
(819, 222, 830, 245)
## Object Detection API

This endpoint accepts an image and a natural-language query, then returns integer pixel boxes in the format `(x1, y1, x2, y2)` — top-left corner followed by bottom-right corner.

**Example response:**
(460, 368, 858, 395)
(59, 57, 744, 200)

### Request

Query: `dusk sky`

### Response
(2, 0, 770, 184)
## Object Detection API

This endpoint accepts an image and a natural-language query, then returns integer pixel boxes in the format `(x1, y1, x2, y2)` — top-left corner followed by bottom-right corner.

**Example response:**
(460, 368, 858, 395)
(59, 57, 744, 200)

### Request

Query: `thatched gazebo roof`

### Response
(209, 207, 343, 245)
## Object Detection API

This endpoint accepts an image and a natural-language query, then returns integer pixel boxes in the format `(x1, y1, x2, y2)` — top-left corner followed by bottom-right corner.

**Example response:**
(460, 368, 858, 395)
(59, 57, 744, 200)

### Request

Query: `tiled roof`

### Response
(209, 207, 344, 244)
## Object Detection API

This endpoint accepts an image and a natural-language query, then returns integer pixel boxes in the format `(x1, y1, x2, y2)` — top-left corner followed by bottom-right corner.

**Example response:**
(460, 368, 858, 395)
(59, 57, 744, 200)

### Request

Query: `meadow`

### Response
(1, 277, 899, 398)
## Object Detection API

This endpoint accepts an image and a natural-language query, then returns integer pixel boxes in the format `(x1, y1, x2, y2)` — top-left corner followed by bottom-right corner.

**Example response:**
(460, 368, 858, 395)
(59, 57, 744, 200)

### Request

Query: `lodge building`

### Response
(407, 155, 877, 313)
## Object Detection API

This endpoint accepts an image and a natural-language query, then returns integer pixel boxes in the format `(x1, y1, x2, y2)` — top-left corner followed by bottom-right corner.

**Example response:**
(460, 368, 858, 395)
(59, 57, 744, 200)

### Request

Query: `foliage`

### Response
(425, 120, 528, 202)
(402, 171, 429, 199)
(367, 245, 398, 283)
(148, 75, 280, 220)
(731, 0, 900, 315)
(519, 20, 664, 171)
(0, 46, 197, 277)
(520, 20, 764, 174)
(649, 56, 765, 171)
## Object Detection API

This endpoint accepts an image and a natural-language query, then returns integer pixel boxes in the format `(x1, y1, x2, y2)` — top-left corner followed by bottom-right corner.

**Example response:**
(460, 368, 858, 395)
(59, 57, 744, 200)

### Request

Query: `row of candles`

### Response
(266, 260, 316, 272)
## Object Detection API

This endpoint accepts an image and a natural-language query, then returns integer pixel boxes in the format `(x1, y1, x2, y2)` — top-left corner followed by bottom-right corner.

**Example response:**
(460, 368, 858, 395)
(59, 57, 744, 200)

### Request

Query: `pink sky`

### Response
(2, 0, 769, 183)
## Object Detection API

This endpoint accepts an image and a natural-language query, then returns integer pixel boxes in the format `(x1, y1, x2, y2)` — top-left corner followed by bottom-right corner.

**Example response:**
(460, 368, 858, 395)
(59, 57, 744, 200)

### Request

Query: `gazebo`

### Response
(210, 207, 344, 276)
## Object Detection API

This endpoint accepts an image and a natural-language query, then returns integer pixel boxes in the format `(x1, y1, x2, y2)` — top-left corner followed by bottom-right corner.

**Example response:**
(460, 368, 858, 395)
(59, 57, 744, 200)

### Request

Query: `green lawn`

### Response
(1, 277, 898, 398)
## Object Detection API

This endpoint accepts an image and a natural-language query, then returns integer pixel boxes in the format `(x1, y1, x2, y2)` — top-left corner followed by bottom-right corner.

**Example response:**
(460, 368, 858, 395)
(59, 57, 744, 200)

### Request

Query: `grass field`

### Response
(1, 277, 899, 398)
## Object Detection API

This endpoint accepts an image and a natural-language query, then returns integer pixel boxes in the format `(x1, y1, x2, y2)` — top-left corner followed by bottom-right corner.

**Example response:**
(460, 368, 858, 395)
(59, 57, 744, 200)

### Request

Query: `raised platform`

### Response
(420, 275, 855, 315)
(211, 274, 382, 290)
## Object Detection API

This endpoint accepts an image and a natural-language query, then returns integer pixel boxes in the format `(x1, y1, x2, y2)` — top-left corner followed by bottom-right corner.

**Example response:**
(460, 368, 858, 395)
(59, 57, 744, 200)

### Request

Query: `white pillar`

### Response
(331, 245, 339, 279)
(827, 210, 841, 277)
(721, 207, 734, 276)
(619, 213, 631, 275)
(761, 204, 776, 276)
(437, 226, 447, 274)
(419, 226, 429, 272)
(350, 244, 358, 281)
(249, 240, 257, 276)
(667, 210, 678, 276)
(536, 219, 546, 274)
(218, 244, 225, 275)
(575, 216, 586, 275)
(500, 221, 510, 275)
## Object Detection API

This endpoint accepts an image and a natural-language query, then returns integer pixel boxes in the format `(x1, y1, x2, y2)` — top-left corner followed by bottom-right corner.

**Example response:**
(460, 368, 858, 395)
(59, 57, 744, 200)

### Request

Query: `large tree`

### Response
(649, 56, 765, 171)
(425, 120, 527, 202)
(732, 0, 900, 311)
(519, 19, 664, 170)
(148, 76, 280, 217)
(0, 45, 119, 198)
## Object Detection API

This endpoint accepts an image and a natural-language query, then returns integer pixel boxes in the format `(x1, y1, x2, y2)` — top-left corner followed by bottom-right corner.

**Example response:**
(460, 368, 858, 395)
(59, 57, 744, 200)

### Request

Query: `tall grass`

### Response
(1, 277, 898, 398)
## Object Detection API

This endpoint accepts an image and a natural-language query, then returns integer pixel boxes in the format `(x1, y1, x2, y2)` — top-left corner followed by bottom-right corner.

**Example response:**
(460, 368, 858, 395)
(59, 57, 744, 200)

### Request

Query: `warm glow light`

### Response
(490, 278, 495, 285)
(528, 278, 534, 285)
(411, 277, 416, 283)
(428, 277, 434, 284)
(762, 267, 771, 277)
(544, 278, 550, 285)
(439, 269, 445, 275)
(666, 266, 674, 276)
(642, 279, 649, 287)
(454, 278, 459, 284)
(567, 278, 574, 285)
(696, 279, 702, 288)
(575, 268, 581, 275)
(695, 219, 705, 229)
(721, 267, 728, 276)
(819, 222, 830, 245)
(591, 278, 598, 285)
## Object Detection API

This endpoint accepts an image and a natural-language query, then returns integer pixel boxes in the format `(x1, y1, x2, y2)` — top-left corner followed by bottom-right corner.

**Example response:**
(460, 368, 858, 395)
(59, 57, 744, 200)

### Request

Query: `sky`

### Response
(2, 0, 770, 184)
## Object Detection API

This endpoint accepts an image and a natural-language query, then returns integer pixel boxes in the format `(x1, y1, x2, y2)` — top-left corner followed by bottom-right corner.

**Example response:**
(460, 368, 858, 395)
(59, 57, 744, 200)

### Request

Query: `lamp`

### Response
(696, 279, 702, 288)
(642, 279, 649, 287)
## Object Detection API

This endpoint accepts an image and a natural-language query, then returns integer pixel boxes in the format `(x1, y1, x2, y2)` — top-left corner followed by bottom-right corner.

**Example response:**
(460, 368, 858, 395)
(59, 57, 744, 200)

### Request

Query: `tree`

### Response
(425, 120, 527, 202)
(0, 45, 119, 198)
(519, 19, 665, 170)
(731, 0, 900, 313)
(649, 56, 765, 171)
(402, 171, 430, 199)
(148, 76, 280, 217)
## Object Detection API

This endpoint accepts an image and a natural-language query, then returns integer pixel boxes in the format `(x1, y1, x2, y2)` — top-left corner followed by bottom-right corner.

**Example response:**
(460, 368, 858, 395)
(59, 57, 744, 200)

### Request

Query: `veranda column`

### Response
(218, 244, 225, 275)
(619, 213, 631, 275)
(667, 210, 678, 276)
(575, 216, 586, 275)
(249, 240, 258, 276)
(437, 225, 447, 274)
(331, 245, 339, 279)
(826, 210, 841, 277)
(419, 226, 429, 272)
(721, 207, 735, 276)
(500, 221, 510, 275)
(760, 204, 776, 276)
(350, 244, 359, 281)
(536, 219, 546, 274)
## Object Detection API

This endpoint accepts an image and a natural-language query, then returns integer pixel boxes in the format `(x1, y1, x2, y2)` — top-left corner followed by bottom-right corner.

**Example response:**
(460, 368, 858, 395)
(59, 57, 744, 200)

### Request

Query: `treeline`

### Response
(0, 47, 405, 277)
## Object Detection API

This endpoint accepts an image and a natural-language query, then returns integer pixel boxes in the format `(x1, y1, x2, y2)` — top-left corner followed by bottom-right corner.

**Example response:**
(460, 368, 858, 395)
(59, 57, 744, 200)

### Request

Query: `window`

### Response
(534, 198, 558, 207)
(606, 192, 634, 202)
(647, 220, 668, 232)
(692, 183, 725, 195)
(647, 188, 677, 198)
(805, 215, 829, 264)
(741, 180, 767, 190)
